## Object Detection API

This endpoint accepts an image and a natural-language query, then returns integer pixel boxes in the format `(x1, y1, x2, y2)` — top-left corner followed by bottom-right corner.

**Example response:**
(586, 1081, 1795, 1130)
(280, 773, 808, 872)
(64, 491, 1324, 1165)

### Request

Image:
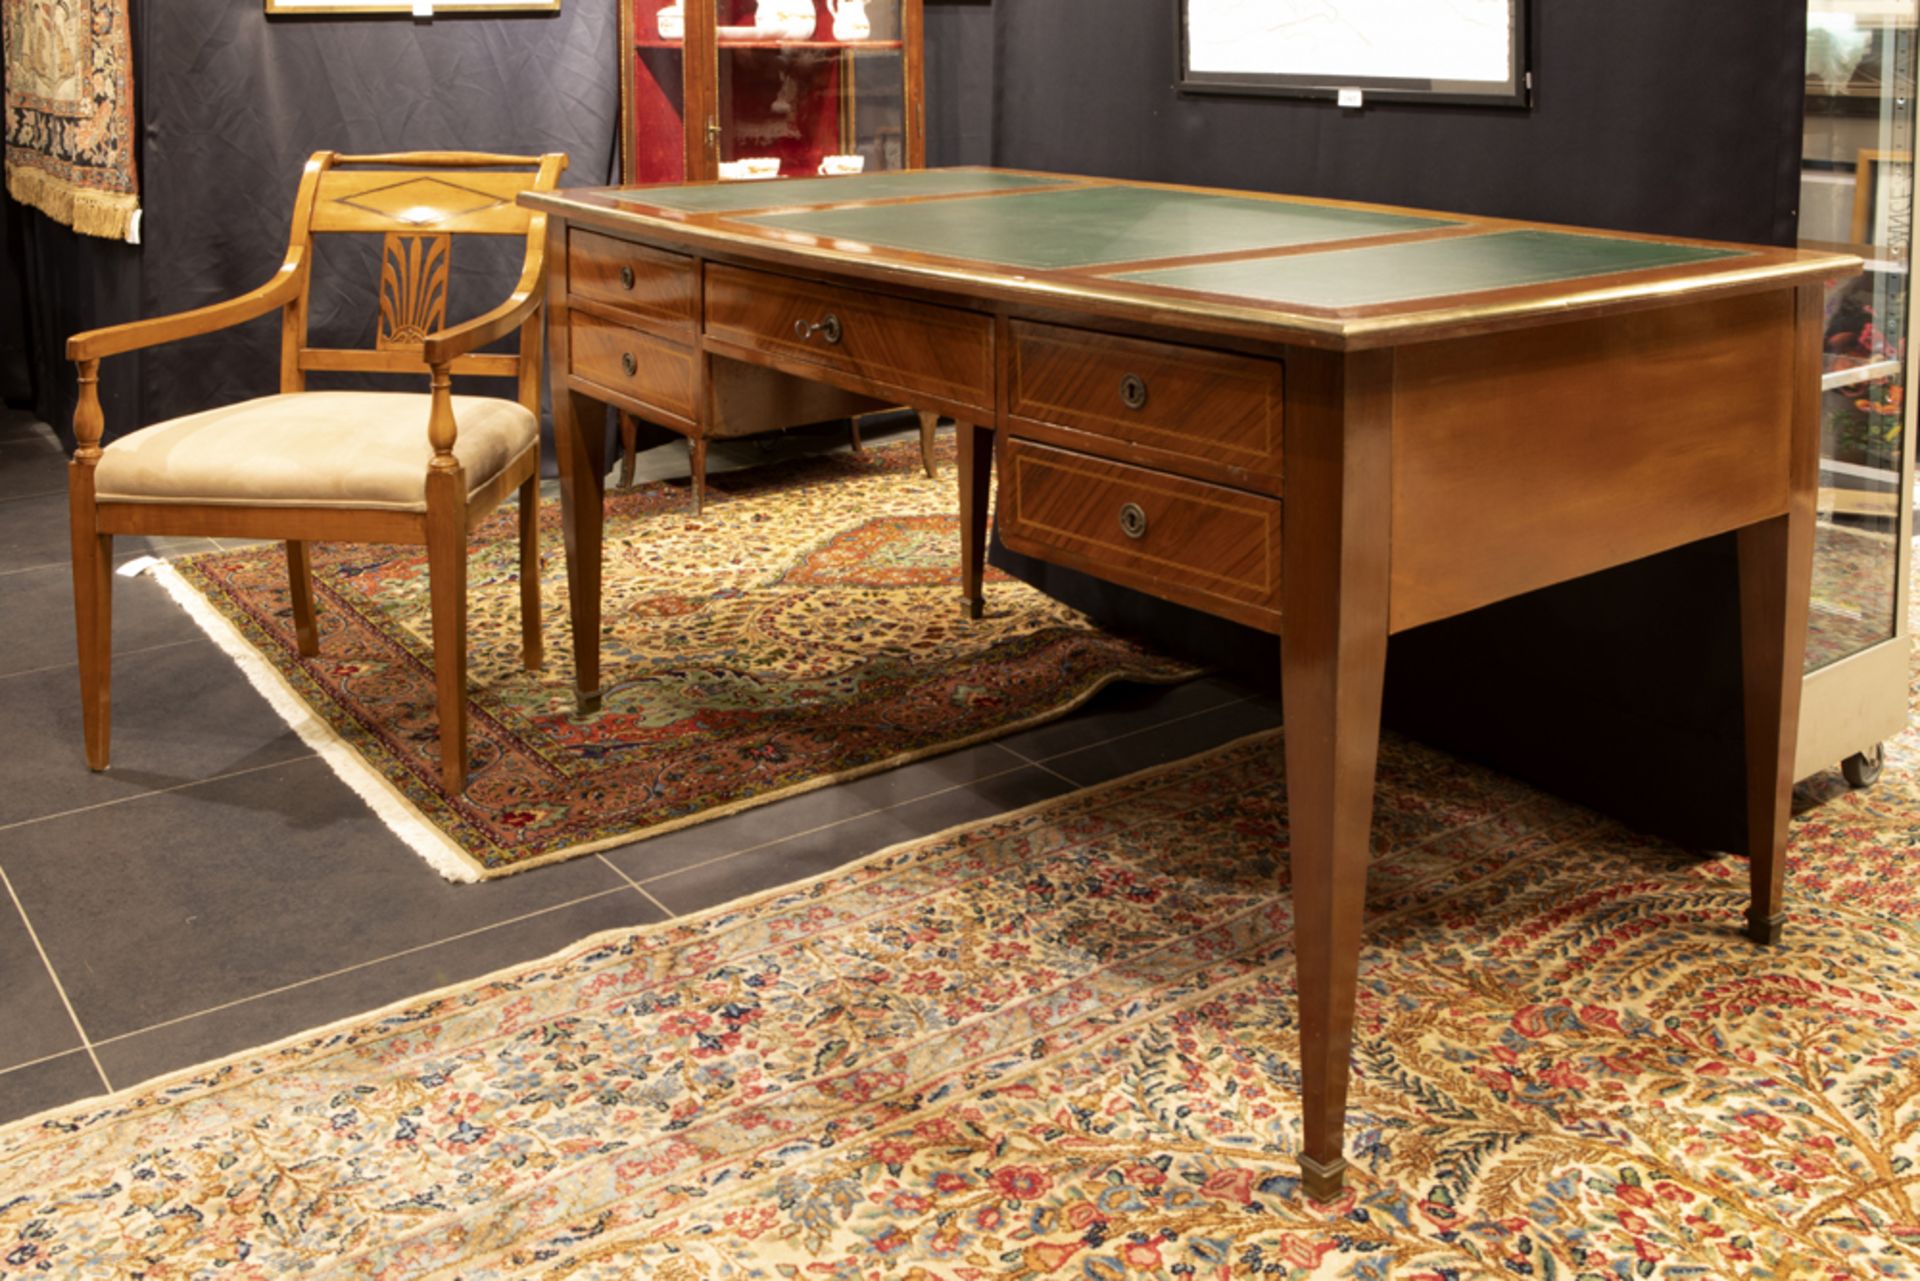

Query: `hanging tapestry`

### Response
(3, 0, 140, 241)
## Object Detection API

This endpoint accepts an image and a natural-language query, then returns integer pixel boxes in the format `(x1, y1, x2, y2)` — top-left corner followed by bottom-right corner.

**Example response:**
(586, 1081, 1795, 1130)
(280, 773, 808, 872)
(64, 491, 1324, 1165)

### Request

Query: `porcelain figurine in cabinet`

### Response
(828, 0, 871, 40)
(754, 0, 817, 38)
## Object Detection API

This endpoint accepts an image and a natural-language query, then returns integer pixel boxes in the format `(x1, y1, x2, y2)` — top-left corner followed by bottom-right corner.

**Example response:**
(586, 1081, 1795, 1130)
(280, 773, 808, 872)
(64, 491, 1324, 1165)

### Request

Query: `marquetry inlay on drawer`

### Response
(997, 439, 1283, 632)
(569, 311, 697, 425)
(704, 263, 993, 416)
(568, 229, 697, 335)
(1007, 321, 1284, 493)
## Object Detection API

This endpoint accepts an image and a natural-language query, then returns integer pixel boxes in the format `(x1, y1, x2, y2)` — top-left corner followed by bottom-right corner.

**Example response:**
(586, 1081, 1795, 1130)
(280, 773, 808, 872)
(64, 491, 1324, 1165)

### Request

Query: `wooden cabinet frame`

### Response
(618, 0, 925, 184)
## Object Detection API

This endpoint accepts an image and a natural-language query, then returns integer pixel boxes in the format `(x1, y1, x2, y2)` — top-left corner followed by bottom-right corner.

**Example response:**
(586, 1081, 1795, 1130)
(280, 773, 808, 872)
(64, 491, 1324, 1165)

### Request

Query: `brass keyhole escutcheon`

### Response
(1119, 502, 1148, 540)
(1120, 373, 1149, 411)
(621, 351, 638, 377)
(619, 265, 636, 290)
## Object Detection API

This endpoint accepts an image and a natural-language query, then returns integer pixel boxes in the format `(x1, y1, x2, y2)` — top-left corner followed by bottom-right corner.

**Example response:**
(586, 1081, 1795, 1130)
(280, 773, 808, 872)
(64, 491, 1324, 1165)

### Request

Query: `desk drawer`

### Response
(570, 311, 697, 424)
(568, 230, 696, 334)
(704, 263, 993, 416)
(998, 438, 1283, 631)
(1008, 322, 1283, 491)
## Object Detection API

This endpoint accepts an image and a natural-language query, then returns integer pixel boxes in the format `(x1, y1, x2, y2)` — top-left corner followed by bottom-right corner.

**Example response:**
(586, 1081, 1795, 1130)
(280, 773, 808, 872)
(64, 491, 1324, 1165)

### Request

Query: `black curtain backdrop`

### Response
(0, 183, 34, 405)
(989, 1, 1802, 244)
(983, 0, 1810, 852)
(924, 0, 995, 167)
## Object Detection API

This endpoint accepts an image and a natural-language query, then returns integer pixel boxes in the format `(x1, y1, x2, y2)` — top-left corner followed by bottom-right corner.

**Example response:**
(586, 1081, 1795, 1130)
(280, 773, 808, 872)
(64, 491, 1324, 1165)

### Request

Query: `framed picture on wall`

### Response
(266, 0, 558, 13)
(1179, 0, 1531, 108)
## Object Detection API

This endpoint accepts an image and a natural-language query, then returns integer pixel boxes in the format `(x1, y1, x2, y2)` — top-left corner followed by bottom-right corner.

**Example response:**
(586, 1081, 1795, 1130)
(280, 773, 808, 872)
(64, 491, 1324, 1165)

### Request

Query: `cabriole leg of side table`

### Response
(553, 386, 609, 715)
(917, 409, 939, 478)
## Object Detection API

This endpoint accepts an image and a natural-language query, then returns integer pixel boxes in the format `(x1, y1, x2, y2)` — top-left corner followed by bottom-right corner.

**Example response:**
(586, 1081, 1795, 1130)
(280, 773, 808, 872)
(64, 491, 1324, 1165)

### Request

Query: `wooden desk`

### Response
(521, 170, 1856, 1200)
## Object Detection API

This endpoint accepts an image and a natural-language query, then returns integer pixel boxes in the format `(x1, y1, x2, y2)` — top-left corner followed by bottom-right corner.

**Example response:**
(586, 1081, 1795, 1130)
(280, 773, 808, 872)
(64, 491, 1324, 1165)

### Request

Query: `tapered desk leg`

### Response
(1280, 349, 1393, 1203)
(956, 419, 992, 620)
(553, 385, 608, 714)
(1738, 284, 1820, 947)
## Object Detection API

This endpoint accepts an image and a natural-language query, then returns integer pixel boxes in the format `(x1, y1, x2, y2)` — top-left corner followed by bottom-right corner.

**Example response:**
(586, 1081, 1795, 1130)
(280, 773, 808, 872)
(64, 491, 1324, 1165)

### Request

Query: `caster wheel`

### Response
(1842, 743, 1885, 789)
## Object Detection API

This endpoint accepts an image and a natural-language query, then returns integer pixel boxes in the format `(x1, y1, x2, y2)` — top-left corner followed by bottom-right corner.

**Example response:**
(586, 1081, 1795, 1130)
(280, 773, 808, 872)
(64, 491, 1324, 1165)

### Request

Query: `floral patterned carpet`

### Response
(7, 648, 1920, 1275)
(164, 437, 1195, 879)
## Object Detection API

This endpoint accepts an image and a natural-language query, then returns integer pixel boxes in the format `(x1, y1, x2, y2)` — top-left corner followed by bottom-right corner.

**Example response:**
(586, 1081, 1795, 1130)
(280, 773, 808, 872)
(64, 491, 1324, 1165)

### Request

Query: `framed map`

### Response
(1179, 0, 1531, 108)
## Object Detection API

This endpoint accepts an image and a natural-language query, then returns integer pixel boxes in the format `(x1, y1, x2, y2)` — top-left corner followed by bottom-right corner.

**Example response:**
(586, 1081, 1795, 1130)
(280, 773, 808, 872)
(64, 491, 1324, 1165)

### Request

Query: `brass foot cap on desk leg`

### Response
(960, 597, 984, 621)
(1299, 1154, 1347, 1202)
(1747, 911, 1786, 947)
(574, 689, 604, 716)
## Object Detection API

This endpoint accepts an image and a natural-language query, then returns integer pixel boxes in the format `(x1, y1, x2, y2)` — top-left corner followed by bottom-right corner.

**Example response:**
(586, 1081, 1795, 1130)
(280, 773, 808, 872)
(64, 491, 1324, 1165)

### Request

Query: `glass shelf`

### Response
(635, 38, 905, 49)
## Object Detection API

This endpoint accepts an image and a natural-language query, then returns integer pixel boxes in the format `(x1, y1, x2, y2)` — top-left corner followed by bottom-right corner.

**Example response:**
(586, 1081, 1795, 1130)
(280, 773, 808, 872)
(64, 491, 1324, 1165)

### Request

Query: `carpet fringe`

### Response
(149, 561, 481, 883)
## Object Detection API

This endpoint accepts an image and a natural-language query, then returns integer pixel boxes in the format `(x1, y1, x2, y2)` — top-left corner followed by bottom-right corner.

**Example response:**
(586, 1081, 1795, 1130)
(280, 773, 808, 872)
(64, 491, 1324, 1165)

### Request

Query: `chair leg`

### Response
(70, 516, 113, 772)
(689, 435, 709, 515)
(286, 540, 320, 657)
(618, 412, 638, 488)
(425, 470, 469, 793)
(848, 416, 865, 453)
(518, 472, 544, 671)
(917, 410, 939, 479)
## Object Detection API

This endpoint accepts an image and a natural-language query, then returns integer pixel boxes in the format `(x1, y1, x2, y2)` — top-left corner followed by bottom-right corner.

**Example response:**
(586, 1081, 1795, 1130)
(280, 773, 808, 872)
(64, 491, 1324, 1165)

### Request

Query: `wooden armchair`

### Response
(66, 149, 568, 793)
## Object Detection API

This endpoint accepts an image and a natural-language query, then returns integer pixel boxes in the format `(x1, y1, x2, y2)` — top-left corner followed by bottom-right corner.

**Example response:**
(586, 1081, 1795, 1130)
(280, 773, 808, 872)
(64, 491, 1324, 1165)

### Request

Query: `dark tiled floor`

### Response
(0, 409, 1279, 1124)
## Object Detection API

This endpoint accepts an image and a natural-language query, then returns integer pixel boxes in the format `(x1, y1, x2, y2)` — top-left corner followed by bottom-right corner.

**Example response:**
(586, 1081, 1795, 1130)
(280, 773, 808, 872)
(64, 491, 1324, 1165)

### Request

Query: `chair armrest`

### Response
(66, 256, 305, 363)
(421, 285, 542, 368)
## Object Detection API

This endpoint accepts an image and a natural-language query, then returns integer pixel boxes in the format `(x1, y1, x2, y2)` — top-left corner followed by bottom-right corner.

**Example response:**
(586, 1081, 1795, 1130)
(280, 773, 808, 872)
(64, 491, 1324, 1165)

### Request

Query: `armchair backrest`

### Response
(278, 150, 568, 410)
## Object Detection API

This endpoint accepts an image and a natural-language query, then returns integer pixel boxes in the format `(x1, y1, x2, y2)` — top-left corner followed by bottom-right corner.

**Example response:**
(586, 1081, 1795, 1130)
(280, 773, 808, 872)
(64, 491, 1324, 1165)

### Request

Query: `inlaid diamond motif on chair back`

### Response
(64, 150, 568, 793)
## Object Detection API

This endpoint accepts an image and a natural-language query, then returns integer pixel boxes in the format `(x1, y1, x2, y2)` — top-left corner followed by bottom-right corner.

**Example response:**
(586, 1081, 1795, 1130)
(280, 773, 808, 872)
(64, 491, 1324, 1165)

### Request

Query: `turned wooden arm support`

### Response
(423, 269, 545, 467)
(65, 255, 307, 458)
(65, 254, 307, 363)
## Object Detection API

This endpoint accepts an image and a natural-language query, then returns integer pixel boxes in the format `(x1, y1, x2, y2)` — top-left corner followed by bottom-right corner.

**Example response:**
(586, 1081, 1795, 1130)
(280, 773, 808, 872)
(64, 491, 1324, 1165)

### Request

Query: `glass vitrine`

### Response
(620, 0, 924, 186)
(1797, 0, 1919, 783)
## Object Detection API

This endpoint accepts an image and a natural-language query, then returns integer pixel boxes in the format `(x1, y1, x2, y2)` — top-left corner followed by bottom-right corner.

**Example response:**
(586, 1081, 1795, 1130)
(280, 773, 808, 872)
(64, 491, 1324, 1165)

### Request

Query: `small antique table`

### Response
(520, 169, 1855, 1199)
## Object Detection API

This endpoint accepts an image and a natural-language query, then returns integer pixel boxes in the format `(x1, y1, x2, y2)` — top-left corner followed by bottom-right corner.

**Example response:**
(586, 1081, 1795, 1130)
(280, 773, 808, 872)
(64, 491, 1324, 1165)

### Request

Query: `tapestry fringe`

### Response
(5, 162, 140, 242)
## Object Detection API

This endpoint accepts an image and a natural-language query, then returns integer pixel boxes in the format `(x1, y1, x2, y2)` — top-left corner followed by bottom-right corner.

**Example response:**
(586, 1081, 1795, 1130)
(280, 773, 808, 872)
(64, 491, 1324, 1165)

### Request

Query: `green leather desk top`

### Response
(526, 168, 1853, 345)
(740, 185, 1459, 271)
(623, 169, 1067, 214)
(1116, 230, 1746, 309)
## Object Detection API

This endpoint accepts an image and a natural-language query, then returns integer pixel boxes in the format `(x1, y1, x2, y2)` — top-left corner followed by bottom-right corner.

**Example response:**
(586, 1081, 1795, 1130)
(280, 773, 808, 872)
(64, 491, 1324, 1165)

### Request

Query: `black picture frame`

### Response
(1177, 0, 1532, 109)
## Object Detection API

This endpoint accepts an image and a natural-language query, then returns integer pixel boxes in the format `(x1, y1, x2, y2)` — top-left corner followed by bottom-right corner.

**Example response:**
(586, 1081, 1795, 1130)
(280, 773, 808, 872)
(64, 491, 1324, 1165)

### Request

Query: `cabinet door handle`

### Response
(619, 265, 636, 290)
(1119, 502, 1148, 540)
(793, 314, 843, 345)
(1119, 373, 1149, 411)
(621, 351, 638, 377)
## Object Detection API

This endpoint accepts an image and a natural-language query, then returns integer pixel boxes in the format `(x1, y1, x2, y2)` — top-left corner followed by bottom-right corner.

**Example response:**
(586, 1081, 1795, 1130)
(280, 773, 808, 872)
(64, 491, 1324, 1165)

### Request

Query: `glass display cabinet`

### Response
(1797, 0, 1919, 784)
(620, 0, 924, 185)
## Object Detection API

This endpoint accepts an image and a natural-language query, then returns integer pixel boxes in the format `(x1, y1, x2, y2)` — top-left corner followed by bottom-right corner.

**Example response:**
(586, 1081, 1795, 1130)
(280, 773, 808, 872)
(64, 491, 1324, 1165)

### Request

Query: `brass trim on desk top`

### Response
(522, 169, 1860, 351)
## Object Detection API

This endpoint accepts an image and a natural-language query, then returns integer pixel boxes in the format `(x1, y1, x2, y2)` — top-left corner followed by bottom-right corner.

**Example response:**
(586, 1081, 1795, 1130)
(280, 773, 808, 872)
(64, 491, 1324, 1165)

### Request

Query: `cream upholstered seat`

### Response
(94, 392, 538, 511)
(65, 150, 568, 794)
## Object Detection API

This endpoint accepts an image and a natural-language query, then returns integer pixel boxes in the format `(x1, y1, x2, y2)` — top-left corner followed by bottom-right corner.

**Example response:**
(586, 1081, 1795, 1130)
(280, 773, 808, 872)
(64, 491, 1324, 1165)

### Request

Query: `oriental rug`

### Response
(1807, 520, 1901, 670)
(159, 437, 1197, 880)
(2, 0, 140, 240)
(7, 704, 1920, 1276)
